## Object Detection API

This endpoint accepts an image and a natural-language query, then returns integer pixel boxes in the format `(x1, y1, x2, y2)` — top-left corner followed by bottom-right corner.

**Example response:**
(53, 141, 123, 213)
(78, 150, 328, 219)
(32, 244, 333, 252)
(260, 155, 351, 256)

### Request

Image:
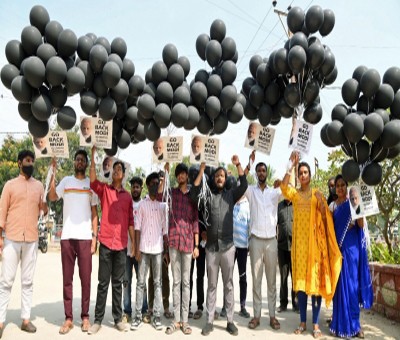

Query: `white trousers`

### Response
(0, 238, 38, 323)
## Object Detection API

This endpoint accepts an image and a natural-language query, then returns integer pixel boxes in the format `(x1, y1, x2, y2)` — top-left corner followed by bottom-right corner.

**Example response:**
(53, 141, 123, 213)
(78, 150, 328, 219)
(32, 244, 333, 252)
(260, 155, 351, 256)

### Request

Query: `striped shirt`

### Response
(233, 197, 251, 248)
(135, 197, 168, 254)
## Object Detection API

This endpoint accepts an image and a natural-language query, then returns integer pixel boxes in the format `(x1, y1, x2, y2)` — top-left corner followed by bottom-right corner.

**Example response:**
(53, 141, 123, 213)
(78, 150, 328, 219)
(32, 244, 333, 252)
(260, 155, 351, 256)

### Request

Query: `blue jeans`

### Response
(123, 255, 148, 316)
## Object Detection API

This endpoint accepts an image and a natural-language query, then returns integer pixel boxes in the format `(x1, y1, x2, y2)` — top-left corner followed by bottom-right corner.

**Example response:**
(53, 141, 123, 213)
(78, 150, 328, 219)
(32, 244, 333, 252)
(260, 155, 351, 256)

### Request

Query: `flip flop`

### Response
(165, 322, 180, 335)
(294, 325, 307, 335)
(81, 319, 90, 332)
(181, 322, 192, 335)
(313, 329, 322, 338)
(59, 320, 74, 335)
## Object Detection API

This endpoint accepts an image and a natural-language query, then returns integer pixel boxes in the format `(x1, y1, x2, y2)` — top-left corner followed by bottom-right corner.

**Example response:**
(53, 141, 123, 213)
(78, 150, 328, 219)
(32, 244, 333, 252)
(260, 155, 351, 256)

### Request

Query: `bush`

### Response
(369, 243, 400, 264)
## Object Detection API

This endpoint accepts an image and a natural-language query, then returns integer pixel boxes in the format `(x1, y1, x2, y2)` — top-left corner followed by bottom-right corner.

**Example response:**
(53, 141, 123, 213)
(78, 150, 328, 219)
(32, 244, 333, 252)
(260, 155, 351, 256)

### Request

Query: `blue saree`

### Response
(330, 199, 373, 338)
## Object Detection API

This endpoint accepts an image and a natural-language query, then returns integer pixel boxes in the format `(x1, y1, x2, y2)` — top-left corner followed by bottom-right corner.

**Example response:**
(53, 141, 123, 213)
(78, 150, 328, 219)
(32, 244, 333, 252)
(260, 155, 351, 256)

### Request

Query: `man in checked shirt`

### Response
(160, 163, 199, 335)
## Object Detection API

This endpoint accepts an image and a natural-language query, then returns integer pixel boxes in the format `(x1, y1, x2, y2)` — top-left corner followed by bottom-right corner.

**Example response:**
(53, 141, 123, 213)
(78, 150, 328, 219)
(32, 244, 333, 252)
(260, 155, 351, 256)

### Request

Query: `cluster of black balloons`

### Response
(241, 5, 337, 127)
(321, 66, 400, 186)
(0, 5, 143, 156)
(131, 43, 192, 143)
(189, 19, 245, 135)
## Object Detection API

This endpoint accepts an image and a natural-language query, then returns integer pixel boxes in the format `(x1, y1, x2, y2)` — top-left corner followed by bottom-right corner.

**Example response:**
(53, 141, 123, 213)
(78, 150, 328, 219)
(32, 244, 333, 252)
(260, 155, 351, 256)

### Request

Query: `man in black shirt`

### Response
(191, 156, 247, 336)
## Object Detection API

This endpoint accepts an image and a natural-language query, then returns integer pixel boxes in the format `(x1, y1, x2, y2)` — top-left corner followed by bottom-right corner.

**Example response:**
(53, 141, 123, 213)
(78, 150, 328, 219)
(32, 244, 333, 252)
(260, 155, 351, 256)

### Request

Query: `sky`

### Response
(1, 0, 399, 179)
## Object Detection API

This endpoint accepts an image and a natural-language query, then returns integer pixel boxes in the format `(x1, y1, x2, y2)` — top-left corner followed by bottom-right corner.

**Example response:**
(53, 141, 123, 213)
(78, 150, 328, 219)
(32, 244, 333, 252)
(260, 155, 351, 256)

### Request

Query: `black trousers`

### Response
(94, 243, 126, 324)
(278, 248, 296, 308)
(189, 245, 206, 310)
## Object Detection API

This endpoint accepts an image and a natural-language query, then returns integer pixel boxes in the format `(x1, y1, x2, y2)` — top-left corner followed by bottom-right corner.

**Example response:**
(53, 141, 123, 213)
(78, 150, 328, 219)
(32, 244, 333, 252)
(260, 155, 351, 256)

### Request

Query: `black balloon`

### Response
(390, 91, 400, 119)
(363, 112, 384, 142)
(184, 105, 201, 130)
(220, 85, 237, 111)
(128, 75, 145, 98)
(288, 45, 306, 74)
(284, 83, 300, 108)
(162, 43, 178, 69)
(196, 33, 210, 61)
(5, 40, 26, 68)
(205, 40, 222, 68)
(374, 83, 394, 109)
(65, 66, 85, 95)
(341, 78, 360, 107)
(197, 113, 213, 135)
(352, 65, 368, 83)
(177, 56, 190, 77)
(357, 95, 373, 114)
(49, 85, 67, 109)
(210, 19, 226, 43)
(370, 139, 388, 162)
(99, 96, 117, 121)
(36, 43, 57, 65)
(383, 66, 400, 93)
(122, 58, 135, 82)
(324, 65, 338, 85)
(167, 63, 185, 90)
(264, 82, 280, 106)
(361, 162, 382, 186)
(207, 74, 223, 97)
(93, 75, 108, 98)
(212, 113, 229, 134)
(11, 76, 33, 103)
(287, 7, 305, 33)
(110, 79, 129, 104)
(221, 60, 237, 86)
(29, 5, 50, 35)
(256, 63, 272, 88)
(319, 9, 335, 36)
(305, 5, 324, 33)
(94, 37, 111, 54)
(387, 142, 400, 159)
(227, 101, 244, 123)
(18, 102, 33, 121)
(45, 20, 64, 49)
(221, 37, 236, 61)
(57, 106, 76, 129)
(31, 94, 52, 121)
(244, 100, 258, 120)
(289, 32, 308, 51)
(205, 96, 221, 120)
(249, 84, 264, 109)
(258, 103, 273, 126)
(360, 68, 381, 97)
(273, 48, 289, 75)
(320, 49, 335, 77)
(303, 79, 320, 106)
(342, 159, 360, 183)
(57, 29, 78, 58)
(1, 64, 20, 89)
(191, 82, 208, 109)
(303, 102, 322, 124)
(28, 116, 49, 138)
(104, 139, 118, 157)
(352, 139, 370, 164)
(125, 106, 139, 130)
(173, 86, 191, 106)
(275, 98, 294, 119)
(326, 120, 344, 146)
(116, 128, 131, 148)
(306, 41, 325, 70)
(102, 61, 121, 88)
(343, 113, 364, 143)
(89, 44, 108, 73)
(242, 77, 256, 98)
(77, 35, 94, 61)
(249, 55, 263, 79)
(111, 37, 127, 60)
(171, 103, 189, 127)
(21, 25, 42, 56)
(331, 104, 348, 122)
(380, 120, 400, 148)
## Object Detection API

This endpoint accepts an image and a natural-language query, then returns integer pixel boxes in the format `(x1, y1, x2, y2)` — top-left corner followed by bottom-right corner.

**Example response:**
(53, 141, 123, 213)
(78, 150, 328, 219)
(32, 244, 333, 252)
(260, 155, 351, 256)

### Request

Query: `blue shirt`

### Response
(233, 197, 250, 248)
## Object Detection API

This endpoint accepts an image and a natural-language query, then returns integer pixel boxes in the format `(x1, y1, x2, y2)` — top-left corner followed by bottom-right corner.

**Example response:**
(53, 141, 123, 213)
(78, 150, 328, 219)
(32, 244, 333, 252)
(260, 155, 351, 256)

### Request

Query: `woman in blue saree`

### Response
(328, 175, 373, 338)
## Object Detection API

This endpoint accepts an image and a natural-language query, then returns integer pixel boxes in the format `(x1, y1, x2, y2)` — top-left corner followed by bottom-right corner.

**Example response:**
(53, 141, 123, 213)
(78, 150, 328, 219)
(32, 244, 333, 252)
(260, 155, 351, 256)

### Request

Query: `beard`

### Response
(258, 176, 266, 184)
(75, 168, 85, 175)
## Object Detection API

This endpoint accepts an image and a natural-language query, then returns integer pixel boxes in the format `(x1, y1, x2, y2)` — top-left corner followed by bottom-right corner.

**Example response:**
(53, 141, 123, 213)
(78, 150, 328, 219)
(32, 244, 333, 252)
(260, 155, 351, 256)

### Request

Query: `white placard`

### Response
(80, 117, 113, 148)
(289, 119, 313, 155)
(349, 183, 379, 220)
(190, 135, 219, 167)
(152, 136, 183, 163)
(244, 122, 275, 155)
(32, 131, 69, 159)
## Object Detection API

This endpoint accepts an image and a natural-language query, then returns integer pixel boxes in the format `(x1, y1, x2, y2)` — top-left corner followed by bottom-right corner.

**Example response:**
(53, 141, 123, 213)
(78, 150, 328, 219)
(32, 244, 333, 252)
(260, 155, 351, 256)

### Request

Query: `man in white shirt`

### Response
(244, 152, 281, 331)
(48, 150, 99, 334)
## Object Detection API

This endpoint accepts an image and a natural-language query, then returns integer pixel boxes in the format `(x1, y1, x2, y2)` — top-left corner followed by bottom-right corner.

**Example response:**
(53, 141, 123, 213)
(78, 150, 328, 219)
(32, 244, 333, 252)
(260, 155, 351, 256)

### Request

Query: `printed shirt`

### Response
(90, 179, 133, 251)
(233, 197, 251, 248)
(167, 187, 199, 253)
(135, 197, 168, 254)
(0, 175, 44, 242)
(245, 184, 281, 239)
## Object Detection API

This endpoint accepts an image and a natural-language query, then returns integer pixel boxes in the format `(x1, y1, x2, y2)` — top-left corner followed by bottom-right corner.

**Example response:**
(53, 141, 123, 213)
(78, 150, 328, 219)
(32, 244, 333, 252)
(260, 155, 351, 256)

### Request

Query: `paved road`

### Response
(1, 248, 399, 339)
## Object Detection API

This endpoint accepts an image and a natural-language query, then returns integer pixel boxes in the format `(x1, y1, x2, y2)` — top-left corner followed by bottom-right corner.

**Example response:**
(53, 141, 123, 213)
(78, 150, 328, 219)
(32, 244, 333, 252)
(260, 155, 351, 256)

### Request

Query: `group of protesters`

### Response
(0, 147, 373, 339)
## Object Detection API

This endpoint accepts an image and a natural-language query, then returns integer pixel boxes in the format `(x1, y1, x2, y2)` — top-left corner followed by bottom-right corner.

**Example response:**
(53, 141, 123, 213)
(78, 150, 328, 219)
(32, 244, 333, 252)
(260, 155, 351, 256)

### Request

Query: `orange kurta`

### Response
(281, 184, 342, 306)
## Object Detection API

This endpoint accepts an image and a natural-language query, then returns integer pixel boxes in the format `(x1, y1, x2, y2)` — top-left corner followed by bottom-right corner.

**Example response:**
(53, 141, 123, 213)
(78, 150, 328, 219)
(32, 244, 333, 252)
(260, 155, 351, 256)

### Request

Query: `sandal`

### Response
(356, 330, 365, 338)
(270, 317, 280, 330)
(248, 317, 260, 329)
(59, 320, 74, 335)
(294, 324, 307, 335)
(193, 309, 203, 320)
(81, 319, 90, 332)
(181, 322, 192, 335)
(165, 322, 180, 335)
(313, 328, 322, 338)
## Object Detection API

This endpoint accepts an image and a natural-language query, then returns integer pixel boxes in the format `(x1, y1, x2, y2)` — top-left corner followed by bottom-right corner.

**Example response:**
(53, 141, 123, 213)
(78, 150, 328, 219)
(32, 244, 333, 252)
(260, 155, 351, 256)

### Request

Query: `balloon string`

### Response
(197, 173, 212, 229)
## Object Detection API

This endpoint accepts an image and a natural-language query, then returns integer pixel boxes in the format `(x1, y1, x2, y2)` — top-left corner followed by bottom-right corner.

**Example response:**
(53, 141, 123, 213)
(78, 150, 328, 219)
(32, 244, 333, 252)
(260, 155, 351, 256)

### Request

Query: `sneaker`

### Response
(226, 322, 238, 336)
(115, 322, 128, 332)
(130, 317, 143, 330)
(21, 321, 37, 333)
(152, 317, 163, 330)
(220, 307, 227, 318)
(277, 305, 287, 313)
(239, 307, 250, 318)
(201, 323, 214, 336)
(122, 314, 132, 324)
(88, 323, 101, 335)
